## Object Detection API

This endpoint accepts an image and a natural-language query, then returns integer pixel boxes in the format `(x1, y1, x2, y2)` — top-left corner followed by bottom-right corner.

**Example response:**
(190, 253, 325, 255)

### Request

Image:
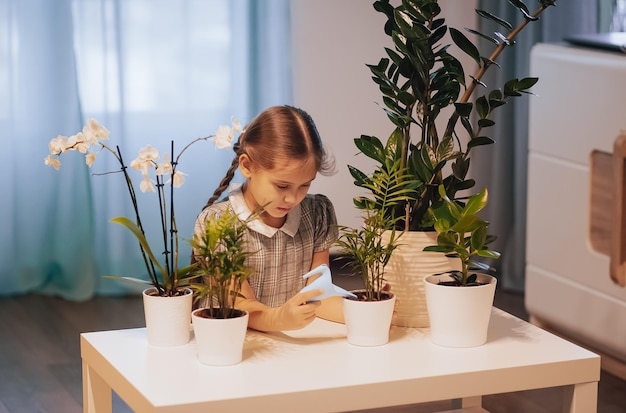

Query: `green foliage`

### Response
(423, 185, 501, 286)
(105, 217, 196, 295)
(189, 208, 255, 319)
(337, 158, 413, 300)
(350, 0, 554, 231)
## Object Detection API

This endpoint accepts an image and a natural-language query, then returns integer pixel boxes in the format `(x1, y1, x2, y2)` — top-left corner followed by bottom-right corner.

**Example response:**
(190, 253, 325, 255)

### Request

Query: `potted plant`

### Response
(189, 208, 256, 365)
(335, 163, 413, 346)
(348, 0, 556, 327)
(423, 184, 500, 347)
(45, 118, 241, 346)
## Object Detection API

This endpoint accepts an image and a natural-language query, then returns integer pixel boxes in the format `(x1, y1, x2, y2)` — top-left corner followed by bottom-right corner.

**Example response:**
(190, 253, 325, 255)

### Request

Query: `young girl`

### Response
(194, 105, 343, 332)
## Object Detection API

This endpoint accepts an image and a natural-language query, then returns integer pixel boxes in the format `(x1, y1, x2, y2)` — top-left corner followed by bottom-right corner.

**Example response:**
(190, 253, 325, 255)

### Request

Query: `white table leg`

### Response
(82, 360, 112, 413)
(562, 381, 598, 413)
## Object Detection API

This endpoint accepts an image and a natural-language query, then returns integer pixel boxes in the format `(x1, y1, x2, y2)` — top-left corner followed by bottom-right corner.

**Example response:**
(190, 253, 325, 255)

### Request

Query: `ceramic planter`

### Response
(382, 231, 461, 328)
(192, 308, 249, 366)
(142, 287, 193, 347)
(343, 290, 396, 346)
(424, 273, 497, 348)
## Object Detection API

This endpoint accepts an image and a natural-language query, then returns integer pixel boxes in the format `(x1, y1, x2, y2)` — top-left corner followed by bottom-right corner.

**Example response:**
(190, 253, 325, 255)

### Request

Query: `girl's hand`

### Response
(273, 289, 322, 330)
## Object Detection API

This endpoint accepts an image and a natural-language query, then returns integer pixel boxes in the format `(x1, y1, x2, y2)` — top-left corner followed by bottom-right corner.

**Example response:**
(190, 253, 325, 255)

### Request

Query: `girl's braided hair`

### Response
(201, 105, 335, 210)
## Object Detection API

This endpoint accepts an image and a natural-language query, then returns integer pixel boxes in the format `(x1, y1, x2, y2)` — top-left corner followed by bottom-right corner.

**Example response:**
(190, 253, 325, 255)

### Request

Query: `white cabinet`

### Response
(526, 43, 626, 372)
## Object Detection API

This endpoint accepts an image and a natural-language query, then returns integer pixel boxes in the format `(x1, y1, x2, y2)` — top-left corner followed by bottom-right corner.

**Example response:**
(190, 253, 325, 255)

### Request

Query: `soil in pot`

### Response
(346, 290, 395, 302)
(195, 308, 246, 319)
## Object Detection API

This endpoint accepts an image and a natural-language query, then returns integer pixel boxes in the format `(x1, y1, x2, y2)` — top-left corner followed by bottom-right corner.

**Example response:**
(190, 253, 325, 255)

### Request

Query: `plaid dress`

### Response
(193, 184, 338, 307)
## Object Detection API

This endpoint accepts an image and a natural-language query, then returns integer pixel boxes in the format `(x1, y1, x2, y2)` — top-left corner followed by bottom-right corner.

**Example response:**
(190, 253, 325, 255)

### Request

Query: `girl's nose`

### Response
(284, 188, 300, 204)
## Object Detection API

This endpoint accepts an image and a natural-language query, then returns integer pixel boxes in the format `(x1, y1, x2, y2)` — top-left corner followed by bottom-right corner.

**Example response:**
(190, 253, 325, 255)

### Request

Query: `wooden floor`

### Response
(0, 286, 624, 412)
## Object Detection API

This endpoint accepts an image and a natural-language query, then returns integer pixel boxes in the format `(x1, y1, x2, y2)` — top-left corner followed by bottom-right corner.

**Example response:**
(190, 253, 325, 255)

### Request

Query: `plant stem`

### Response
(115, 146, 162, 294)
(443, 2, 554, 139)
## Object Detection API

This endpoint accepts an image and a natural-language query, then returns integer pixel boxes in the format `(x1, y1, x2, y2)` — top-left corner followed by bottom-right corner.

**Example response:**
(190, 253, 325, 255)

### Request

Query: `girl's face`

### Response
(240, 155, 318, 228)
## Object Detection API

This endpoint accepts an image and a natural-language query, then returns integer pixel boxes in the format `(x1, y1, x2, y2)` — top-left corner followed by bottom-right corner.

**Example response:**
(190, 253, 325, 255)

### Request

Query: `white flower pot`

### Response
(343, 291, 396, 347)
(383, 231, 461, 328)
(142, 287, 193, 347)
(424, 273, 497, 348)
(192, 308, 249, 366)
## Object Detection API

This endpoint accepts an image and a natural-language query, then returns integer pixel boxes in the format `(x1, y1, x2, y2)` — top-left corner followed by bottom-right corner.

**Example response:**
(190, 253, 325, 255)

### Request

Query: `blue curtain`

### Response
(0, 0, 292, 300)
(474, 0, 597, 291)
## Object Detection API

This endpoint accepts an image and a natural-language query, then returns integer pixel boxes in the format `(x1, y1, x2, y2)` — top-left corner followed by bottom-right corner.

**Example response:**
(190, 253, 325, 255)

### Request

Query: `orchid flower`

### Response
(45, 117, 243, 296)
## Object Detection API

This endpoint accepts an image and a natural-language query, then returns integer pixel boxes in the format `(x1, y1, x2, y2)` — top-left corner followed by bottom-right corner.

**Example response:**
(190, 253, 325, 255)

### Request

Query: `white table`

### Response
(81, 308, 600, 413)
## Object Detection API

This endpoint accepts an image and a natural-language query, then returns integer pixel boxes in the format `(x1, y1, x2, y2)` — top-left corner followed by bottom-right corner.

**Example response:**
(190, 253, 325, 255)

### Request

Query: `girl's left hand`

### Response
(271, 289, 322, 331)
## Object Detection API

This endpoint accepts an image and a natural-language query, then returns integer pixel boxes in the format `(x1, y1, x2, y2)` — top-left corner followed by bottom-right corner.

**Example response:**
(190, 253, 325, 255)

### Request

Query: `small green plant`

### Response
(336, 161, 416, 300)
(189, 208, 255, 319)
(423, 185, 501, 286)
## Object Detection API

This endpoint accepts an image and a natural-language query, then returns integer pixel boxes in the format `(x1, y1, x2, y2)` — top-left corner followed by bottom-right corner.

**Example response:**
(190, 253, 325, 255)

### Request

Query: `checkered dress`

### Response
(193, 184, 338, 307)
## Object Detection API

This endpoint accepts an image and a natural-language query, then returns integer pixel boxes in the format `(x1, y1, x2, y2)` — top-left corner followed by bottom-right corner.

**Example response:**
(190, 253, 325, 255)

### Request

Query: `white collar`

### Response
(228, 183, 301, 238)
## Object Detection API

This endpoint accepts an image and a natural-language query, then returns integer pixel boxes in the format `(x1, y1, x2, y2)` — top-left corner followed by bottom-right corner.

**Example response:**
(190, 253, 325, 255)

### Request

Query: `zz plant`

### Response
(350, 0, 556, 232)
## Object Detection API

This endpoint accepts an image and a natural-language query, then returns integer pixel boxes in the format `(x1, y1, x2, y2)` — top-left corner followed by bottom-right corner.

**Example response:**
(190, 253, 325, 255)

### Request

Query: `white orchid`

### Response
(130, 145, 159, 175)
(68, 132, 90, 154)
(48, 135, 69, 154)
(154, 153, 173, 176)
(140, 175, 156, 192)
(44, 155, 61, 170)
(232, 117, 243, 133)
(82, 118, 110, 142)
(45, 117, 243, 297)
(86, 153, 97, 167)
(214, 125, 234, 149)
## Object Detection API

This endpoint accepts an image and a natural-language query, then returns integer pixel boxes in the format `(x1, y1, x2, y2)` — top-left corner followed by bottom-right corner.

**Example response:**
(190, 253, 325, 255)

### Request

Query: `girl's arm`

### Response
(308, 249, 345, 324)
(235, 281, 323, 332)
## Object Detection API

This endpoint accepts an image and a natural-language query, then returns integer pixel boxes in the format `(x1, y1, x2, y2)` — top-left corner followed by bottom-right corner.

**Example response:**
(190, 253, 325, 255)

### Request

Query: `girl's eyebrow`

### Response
(274, 178, 315, 186)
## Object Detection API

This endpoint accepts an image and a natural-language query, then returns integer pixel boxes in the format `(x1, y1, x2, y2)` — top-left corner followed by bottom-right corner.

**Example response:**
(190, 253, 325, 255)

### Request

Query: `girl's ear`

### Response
(239, 154, 253, 179)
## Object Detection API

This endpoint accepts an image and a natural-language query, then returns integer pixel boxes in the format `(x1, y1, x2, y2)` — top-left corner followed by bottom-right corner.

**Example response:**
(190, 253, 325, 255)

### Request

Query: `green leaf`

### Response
(517, 76, 539, 90)
(348, 165, 369, 186)
(110, 216, 166, 277)
(463, 188, 488, 215)
(454, 102, 473, 118)
(449, 27, 480, 65)
(468, 136, 495, 149)
(465, 28, 499, 45)
(476, 249, 501, 259)
(475, 9, 513, 30)
(471, 225, 487, 250)
(354, 135, 386, 164)
(102, 275, 153, 285)
(436, 136, 455, 162)
(450, 214, 482, 234)
(477, 119, 495, 128)
(508, 0, 530, 15)
(476, 95, 489, 119)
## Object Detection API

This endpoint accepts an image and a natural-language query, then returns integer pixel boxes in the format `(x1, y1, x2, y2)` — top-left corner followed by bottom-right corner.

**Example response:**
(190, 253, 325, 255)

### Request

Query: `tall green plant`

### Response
(350, 0, 556, 231)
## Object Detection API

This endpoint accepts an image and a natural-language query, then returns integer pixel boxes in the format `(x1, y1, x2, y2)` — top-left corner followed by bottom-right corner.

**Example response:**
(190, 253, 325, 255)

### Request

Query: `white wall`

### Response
(290, 0, 477, 228)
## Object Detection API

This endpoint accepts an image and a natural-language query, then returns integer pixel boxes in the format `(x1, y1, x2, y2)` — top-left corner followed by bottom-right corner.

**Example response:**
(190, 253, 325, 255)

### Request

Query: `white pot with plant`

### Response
(45, 118, 241, 347)
(348, 0, 555, 327)
(336, 164, 410, 346)
(423, 185, 500, 348)
(189, 208, 257, 366)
